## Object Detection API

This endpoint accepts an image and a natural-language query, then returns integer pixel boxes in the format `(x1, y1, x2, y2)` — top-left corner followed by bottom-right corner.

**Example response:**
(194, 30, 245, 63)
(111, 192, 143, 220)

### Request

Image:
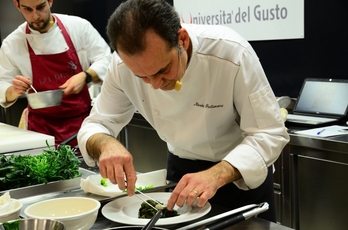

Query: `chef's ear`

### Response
(178, 28, 190, 52)
(13, 0, 20, 10)
(48, 0, 53, 8)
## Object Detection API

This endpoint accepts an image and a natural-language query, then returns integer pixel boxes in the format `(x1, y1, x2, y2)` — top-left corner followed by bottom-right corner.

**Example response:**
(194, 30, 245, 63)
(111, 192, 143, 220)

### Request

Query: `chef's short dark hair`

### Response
(106, 0, 181, 54)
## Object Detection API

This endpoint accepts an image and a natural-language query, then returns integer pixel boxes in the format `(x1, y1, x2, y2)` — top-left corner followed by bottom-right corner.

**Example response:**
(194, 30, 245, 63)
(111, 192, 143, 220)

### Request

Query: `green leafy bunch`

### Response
(0, 141, 81, 191)
(1, 220, 20, 230)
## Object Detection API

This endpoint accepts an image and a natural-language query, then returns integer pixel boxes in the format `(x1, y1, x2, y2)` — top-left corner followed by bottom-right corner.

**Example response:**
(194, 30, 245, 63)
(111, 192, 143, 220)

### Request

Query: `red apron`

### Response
(26, 15, 91, 147)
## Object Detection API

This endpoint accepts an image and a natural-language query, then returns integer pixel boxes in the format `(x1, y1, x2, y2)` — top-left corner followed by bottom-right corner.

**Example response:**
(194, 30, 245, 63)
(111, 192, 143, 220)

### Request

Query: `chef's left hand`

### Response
(59, 72, 86, 95)
(166, 161, 241, 210)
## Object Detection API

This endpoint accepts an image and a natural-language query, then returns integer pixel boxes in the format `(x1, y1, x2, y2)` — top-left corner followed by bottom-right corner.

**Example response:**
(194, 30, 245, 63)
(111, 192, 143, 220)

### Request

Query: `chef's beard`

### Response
(28, 16, 51, 33)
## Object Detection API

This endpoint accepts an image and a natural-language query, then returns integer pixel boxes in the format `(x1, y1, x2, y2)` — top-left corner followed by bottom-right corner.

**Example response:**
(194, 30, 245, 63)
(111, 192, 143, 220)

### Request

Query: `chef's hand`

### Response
(166, 161, 241, 210)
(86, 133, 137, 196)
(59, 72, 86, 95)
(6, 75, 31, 103)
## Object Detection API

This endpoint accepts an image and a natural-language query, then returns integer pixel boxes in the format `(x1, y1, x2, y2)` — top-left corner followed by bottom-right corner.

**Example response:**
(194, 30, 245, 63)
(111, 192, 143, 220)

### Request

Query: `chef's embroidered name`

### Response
(194, 102, 223, 108)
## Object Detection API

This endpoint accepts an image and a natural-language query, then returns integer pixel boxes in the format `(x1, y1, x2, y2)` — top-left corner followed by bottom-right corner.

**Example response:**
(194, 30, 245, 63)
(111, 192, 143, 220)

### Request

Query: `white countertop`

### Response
(0, 122, 55, 154)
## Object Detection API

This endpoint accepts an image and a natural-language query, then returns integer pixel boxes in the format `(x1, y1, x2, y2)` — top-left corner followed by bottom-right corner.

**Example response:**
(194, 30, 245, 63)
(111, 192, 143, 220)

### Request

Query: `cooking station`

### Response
(2, 120, 347, 229)
(5, 161, 294, 230)
(0, 120, 293, 230)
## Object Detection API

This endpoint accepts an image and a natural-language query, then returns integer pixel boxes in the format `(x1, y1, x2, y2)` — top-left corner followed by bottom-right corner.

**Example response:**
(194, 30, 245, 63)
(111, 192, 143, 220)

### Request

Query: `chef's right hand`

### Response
(6, 75, 32, 103)
(11, 75, 31, 95)
(88, 134, 137, 196)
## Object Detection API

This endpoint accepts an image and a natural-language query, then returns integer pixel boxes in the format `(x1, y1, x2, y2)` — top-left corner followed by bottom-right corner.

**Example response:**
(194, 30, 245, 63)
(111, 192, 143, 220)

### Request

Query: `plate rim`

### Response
(101, 192, 211, 226)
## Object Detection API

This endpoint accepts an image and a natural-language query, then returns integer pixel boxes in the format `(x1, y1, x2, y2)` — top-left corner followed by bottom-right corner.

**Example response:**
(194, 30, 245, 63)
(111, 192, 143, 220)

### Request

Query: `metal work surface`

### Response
(278, 126, 348, 230)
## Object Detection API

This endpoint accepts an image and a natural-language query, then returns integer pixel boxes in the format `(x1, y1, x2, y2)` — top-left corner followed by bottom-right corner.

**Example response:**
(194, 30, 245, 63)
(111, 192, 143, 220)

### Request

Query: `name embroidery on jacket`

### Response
(193, 102, 224, 108)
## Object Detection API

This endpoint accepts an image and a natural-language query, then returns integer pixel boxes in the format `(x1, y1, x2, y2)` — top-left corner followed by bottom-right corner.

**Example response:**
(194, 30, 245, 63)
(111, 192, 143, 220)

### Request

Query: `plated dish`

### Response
(101, 192, 211, 226)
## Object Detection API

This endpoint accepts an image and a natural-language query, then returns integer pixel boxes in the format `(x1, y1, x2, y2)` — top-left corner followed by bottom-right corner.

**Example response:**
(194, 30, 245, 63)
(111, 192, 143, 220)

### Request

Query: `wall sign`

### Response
(173, 0, 304, 41)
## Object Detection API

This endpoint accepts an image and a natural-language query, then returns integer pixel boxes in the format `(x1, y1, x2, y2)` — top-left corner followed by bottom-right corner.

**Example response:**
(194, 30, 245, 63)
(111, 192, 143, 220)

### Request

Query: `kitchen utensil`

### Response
(0, 218, 66, 230)
(24, 197, 100, 230)
(30, 85, 38, 93)
(26, 89, 63, 109)
(175, 203, 260, 230)
(135, 190, 164, 211)
(103, 227, 168, 230)
(202, 202, 269, 230)
(141, 210, 163, 230)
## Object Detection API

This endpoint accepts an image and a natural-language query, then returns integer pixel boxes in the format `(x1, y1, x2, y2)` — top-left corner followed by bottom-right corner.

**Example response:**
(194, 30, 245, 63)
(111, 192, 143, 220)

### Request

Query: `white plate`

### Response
(80, 169, 167, 197)
(101, 192, 211, 226)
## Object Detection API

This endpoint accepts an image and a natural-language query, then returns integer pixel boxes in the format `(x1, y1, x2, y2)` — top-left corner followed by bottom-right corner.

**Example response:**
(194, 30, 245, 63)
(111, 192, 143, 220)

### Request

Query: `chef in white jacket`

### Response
(0, 0, 111, 146)
(77, 0, 289, 222)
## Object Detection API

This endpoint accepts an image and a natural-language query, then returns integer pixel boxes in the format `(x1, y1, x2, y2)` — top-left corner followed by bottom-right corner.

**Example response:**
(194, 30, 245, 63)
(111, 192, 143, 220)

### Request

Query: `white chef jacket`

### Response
(78, 24, 290, 190)
(0, 13, 112, 107)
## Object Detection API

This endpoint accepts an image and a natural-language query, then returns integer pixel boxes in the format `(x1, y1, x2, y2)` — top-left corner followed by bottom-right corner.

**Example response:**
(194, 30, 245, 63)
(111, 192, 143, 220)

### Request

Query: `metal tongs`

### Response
(135, 190, 164, 230)
(176, 202, 269, 230)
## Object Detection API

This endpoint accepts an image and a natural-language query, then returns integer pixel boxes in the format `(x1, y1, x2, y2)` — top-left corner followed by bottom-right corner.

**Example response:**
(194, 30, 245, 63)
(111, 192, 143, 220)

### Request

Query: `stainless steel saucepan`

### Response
(26, 89, 64, 109)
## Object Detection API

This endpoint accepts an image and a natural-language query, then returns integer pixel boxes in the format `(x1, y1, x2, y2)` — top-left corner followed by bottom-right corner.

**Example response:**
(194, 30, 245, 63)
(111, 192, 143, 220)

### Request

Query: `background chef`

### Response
(0, 0, 111, 146)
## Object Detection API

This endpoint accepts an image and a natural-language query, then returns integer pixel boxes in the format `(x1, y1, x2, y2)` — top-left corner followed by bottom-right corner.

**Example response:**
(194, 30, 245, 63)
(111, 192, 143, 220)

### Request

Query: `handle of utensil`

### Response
(141, 210, 163, 230)
(203, 214, 245, 230)
(176, 203, 258, 230)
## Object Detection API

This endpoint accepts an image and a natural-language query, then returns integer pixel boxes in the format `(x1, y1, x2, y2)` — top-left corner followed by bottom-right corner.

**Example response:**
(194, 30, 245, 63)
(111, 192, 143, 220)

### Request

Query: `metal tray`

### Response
(1, 168, 96, 200)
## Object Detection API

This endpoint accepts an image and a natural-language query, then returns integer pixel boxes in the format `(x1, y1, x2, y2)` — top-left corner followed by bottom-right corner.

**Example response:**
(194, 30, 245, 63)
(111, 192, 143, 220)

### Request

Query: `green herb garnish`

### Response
(0, 141, 81, 191)
(122, 185, 154, 192)
(101, 178, 108, 187)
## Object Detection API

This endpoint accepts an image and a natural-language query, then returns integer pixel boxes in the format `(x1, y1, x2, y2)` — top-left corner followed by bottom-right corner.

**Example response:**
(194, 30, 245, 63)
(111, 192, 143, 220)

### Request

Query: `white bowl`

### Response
(0, 198, 23, 223)
(24, 197, 100, 230)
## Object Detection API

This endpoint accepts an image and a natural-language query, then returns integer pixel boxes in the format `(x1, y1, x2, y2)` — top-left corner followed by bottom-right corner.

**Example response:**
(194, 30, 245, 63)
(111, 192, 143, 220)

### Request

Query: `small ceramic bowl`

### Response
(0, 198, 23, 223)
(24, 197, 100, 230)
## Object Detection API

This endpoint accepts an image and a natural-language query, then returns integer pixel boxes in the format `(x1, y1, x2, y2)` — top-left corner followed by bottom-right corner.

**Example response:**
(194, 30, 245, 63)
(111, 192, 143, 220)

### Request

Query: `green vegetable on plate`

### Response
(138, 200, 179, 219)
(101, 178, 108, 187)
(122, 185, 154, 192)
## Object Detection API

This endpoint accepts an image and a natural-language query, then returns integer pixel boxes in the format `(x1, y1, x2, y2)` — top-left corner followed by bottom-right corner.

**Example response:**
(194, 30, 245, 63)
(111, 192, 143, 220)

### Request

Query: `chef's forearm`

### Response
(210, 160, 242, 188)
(86, 133, 120, 160)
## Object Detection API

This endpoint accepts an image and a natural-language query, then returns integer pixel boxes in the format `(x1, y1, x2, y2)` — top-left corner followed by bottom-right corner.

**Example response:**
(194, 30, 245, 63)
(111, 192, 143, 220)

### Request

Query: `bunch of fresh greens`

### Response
(1, 220, 20, 230)
(138, 200, 179, 219)
(0, 141, 81, 191)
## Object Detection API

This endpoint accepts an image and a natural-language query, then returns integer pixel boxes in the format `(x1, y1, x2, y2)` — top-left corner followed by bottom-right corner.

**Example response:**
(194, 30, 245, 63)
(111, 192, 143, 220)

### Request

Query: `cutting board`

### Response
(0, 122, 55, 154)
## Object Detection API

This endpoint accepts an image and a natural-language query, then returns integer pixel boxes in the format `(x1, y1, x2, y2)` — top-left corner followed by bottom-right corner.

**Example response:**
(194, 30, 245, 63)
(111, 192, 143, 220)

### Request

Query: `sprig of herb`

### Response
(122, 185, 154, 192)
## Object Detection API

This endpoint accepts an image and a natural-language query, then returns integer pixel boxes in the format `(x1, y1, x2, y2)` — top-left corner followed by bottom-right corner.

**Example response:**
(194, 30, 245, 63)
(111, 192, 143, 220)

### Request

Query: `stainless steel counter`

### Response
(278, 124, 348, 230)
